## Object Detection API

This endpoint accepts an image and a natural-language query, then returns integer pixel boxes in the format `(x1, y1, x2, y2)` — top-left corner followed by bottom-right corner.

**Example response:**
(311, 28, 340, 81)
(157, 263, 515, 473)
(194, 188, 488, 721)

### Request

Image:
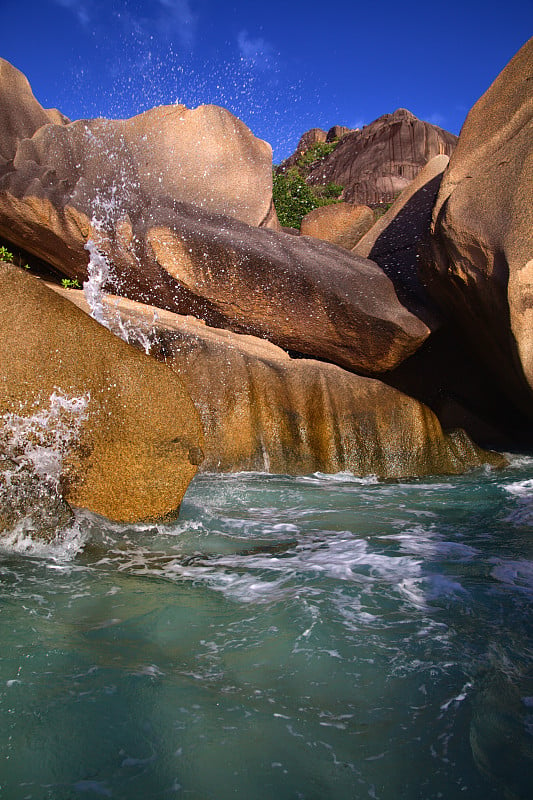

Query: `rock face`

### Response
(52, 286, 504, 477)
(5, 101, 276, 229)
(300, 202, 374, 250)
(421, 38, 533, 417)
(306, 109, 457, 205)
(354, 155, 449, 323)
(0, 58, 428, 375)
(0, 263, 204, 523)
(0, 185, 430, 375)
(0, 58, 67, 164)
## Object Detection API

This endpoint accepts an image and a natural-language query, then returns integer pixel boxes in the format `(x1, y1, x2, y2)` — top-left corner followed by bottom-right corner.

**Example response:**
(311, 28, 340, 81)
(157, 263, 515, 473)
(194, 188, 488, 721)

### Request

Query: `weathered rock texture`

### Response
(0, 58, 67, 164)
(354, 155, 449, 323)
(0, 59, 428, 375)
(0, 263, 203, 523)
(282, 125, 355, 169)
(301, 202, 374, 250)
(52, 286, 504, 477)
(0, 187, 430, 374)
(306, 109, 457, 205)
(421, 38, 533, 417)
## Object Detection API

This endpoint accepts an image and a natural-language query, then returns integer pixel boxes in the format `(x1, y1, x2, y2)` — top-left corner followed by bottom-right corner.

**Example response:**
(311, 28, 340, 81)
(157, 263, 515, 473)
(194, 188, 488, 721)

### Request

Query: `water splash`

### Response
(0, 392, 90, 543)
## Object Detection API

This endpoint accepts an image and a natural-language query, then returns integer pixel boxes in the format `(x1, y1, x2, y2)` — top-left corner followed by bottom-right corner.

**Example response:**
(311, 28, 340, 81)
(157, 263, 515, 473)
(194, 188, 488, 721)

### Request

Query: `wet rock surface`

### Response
(0, 263, 204, 523)
(53, 287, 505, 477)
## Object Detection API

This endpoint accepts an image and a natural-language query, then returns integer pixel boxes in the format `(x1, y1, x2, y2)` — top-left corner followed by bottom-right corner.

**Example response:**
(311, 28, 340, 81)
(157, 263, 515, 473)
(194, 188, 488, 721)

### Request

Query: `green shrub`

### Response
(296, 141, 338, 171)
(273, 169, 344, 230)
(61, 277, 81, 289)
(0, 246, 14, 263)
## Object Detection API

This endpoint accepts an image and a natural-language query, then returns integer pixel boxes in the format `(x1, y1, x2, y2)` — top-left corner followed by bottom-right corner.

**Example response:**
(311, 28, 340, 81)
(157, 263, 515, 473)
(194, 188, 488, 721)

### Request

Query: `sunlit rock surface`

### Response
(0, 58, 428, 375)
(306, 109, 457, 206)
(421, 38, 533, 418)
(300, 202, 374, 250)
(0, 264, 204, 523)
(0, 57, 67, 164)
(53, 286, 504, 477)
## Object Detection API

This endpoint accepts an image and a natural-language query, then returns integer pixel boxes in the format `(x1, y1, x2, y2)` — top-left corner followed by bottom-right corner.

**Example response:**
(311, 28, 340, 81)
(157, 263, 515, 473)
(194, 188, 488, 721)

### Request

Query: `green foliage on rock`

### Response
(296, 141, 338, 171)
(61, 277, 81, 289)
(273, 138, 345, 230)
(0, 246, 14, 263)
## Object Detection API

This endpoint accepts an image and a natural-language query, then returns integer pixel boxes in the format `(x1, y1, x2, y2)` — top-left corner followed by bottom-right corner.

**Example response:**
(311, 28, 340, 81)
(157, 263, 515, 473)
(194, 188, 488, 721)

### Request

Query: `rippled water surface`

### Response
(1, 459, 532, 799)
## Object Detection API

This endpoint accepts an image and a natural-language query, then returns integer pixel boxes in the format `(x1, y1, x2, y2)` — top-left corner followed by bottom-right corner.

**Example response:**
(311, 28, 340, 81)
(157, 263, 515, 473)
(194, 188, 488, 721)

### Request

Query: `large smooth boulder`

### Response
(422, 38, 533, 416)
(0, 184, 430, 374)
(0, 58, 66, 165)
(0, 59, 429, 375)
(306, 109, 457, 206)
(53, 286, 505, 477)
(300, 202, 374, 250)
(0, 264, 204, 523)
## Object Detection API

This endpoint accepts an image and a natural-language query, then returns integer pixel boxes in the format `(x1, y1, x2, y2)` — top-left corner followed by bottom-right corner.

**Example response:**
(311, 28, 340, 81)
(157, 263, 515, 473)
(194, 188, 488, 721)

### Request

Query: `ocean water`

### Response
(1, 459, 532, 800)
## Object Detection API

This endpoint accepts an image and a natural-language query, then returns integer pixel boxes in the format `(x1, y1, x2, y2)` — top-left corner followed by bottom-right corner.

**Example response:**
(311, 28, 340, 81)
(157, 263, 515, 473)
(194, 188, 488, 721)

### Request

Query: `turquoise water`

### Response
(1, 459, 532, 799)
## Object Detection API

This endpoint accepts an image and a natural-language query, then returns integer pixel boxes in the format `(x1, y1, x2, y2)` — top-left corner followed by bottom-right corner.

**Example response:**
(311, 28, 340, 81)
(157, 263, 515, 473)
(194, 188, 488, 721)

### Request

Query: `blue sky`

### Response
(1, 0, 531, 161)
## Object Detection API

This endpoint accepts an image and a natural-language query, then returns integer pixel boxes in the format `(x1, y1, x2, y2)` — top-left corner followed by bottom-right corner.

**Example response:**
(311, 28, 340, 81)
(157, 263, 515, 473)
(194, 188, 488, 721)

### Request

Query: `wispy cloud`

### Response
(157, 0, 198, 50)
(237, 30, 277, 71)
(53, 0, 91, 27)
(426, 111, 446, 126)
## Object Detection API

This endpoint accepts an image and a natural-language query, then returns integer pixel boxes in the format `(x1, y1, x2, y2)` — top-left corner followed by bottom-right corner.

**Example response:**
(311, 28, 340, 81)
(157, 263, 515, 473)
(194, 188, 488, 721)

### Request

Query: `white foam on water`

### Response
(489, 558, 533, 592)
(0, 513, 90, 562)
(1, 391, 90, 484)
(501, 478, 533, 525)
(83, 239, 113, 328)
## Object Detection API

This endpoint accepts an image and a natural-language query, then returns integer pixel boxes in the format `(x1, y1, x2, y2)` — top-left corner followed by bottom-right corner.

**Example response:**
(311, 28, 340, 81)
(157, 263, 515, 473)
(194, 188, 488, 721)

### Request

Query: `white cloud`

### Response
(237, 30, 277, 71)
(426, 111, 446, 126)
(157, 0, 198, 50)
(53, 0, 91, 27)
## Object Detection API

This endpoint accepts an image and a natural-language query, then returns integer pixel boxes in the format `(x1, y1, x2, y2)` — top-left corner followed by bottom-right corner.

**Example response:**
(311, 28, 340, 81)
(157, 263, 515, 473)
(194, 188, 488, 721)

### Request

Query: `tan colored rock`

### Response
(53, 286, 505, 477)
(307, 109, 457, 205)
(9, 101, 275, 228)
(301, 202, 374, 250)
(0, 58, 67, 165)
(0, 264, 203, 523)
(0, 167, 430, 373)
(354, 155, 449, 322)
(422, 38, 533, 416)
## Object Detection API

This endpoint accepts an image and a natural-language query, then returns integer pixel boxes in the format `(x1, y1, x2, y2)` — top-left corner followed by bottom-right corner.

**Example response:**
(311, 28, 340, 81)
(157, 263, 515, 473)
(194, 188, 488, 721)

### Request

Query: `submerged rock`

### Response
(0, 263, 204, 523)
(54, 287, 505, 478)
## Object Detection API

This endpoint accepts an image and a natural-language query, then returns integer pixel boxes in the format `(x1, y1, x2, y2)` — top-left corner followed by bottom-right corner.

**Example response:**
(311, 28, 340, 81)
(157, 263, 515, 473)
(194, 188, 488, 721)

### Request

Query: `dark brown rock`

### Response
(421, 38, 533, 418)
(353, 155, 449, 323)
(0, 156, 430, 375)
(307, 109, 457, 205)
(52, 286, 505, 477)
(0, 263, 204, 523)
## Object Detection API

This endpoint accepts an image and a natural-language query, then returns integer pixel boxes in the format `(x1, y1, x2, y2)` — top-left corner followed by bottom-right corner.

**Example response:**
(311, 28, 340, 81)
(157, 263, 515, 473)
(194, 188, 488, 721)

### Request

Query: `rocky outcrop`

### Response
(306, 109, 457, 206)
(353, 155, 449, 323)
(0, 263, 204, 524)
(0, 185, 429, 375)
(300, 202, 374, 250)
(52, 286, 505, 477)
(421, 38, 533, 418)
(0, 58, 67, 164)
(0, 59, 428, 375)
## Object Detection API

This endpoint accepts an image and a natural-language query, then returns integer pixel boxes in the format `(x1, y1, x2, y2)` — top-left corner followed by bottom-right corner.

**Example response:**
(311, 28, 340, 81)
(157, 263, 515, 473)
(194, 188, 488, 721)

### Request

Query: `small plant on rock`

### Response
(61, 277, 81, 289)
(0, 246, 14, 263)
